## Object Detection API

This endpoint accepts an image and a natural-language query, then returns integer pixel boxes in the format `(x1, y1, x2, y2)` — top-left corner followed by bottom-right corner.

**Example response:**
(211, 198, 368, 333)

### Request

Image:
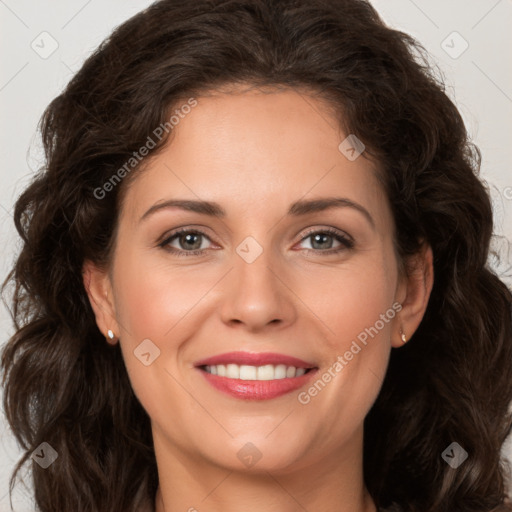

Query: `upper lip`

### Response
(194, 351, 317, 369)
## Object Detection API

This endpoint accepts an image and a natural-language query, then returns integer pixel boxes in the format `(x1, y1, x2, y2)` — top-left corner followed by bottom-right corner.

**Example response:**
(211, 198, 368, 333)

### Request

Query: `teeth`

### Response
(274, 364, 287, 379)
(226, 364, 239, 379)
(257, 364, 275, 380)
(239, 365, 257, 380)
(204, 363, 310, 380)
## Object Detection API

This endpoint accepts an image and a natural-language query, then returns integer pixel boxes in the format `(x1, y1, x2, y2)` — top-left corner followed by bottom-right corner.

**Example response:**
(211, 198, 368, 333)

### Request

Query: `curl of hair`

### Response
(1, 0, 511, 511)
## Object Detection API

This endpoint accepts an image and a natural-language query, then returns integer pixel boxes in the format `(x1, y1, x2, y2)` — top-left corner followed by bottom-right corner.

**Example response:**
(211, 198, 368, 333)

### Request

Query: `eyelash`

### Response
(158, 227, 354, 257)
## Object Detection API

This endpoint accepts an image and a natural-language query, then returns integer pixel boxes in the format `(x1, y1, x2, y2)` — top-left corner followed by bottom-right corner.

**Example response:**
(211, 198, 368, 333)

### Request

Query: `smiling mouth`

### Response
(200, 363, 315, 380)
(194, 351, 319, 400)
(196, 363, 319, 401)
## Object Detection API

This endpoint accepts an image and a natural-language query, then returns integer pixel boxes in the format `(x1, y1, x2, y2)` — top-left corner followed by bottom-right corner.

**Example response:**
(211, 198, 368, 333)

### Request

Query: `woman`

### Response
(1, 0, 511, 511)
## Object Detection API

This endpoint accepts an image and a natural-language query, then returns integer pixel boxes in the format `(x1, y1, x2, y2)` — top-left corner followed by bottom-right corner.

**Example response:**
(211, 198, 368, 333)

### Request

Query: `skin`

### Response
(84, 86, 433, 512)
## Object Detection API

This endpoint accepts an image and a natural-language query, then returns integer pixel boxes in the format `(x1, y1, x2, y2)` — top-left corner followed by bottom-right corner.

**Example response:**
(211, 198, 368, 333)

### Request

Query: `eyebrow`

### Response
(140, 197, 375, 228)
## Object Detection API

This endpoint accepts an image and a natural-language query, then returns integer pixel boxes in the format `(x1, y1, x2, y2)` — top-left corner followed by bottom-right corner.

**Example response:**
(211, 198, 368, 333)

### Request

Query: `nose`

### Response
(218, 245, 298, 332)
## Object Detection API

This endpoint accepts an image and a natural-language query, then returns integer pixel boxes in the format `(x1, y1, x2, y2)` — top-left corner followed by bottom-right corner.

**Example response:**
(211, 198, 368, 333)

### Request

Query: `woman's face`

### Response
(86, 87, 430, 475)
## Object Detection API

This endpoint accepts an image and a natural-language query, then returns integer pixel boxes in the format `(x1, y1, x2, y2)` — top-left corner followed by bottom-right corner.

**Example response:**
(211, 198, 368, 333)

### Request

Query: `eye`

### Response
(296, 228, 354, 255)
(159, 228, 214, 257)
(158, 226, 354, 257)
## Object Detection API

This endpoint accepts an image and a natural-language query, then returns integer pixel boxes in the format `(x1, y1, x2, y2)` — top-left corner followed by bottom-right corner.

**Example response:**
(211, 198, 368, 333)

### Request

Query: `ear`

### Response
(82, 260, 120, 345)
(392, 242, 434, 348)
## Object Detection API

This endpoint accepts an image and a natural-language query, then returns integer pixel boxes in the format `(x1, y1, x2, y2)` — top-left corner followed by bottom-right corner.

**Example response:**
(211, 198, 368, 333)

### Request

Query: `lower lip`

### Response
(198, 368, 318, 400)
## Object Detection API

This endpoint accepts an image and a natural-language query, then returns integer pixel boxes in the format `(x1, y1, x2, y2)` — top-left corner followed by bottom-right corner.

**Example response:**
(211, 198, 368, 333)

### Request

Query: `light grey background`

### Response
(1, 1, 511, 509)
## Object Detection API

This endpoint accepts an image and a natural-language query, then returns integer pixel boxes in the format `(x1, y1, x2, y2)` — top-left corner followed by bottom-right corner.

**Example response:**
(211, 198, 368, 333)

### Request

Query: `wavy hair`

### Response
(2, 0, 512, 510)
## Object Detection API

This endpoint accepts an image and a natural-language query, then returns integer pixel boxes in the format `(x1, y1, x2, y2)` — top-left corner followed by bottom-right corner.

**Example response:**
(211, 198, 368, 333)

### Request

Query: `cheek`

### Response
(110, 259, 199, 428)
(112, 252, 213, 340)
(302, 251, 397, 350)
(299, 248, 398, 410)
(109, 253, 222, 409)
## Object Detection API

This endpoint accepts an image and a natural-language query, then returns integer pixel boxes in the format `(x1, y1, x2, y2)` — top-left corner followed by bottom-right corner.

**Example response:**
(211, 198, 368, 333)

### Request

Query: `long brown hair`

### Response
(2, 0, 511, 510)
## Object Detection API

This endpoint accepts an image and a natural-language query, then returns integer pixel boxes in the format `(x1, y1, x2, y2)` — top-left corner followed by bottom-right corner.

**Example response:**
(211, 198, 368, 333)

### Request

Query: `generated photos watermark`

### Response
(297, 301, 403, 405)
(93, 98, 198, 200)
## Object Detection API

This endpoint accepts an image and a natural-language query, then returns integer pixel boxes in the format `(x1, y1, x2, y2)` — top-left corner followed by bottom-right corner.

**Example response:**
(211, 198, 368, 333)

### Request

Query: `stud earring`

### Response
(107, 329, 115, 340)
(400, 328, 407, 344)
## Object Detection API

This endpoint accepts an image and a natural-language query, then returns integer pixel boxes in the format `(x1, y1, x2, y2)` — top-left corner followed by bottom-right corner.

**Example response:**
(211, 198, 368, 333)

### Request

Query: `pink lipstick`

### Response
(194, 351, 318, 400)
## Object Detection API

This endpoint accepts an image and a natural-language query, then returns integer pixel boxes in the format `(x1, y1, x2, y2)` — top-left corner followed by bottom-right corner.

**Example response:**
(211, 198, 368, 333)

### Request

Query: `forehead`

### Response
(120, 88, 389, 228)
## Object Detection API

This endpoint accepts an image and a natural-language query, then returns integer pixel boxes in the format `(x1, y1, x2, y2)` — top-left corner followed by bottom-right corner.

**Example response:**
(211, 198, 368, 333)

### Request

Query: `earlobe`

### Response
(392, 242, 434, 348)
(82, 260, 119, 344)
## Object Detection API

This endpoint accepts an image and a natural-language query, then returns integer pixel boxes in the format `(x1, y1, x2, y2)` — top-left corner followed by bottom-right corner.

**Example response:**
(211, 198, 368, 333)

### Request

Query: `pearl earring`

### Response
(400, 328, 407, 344)
(107, 329, 115, 340)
